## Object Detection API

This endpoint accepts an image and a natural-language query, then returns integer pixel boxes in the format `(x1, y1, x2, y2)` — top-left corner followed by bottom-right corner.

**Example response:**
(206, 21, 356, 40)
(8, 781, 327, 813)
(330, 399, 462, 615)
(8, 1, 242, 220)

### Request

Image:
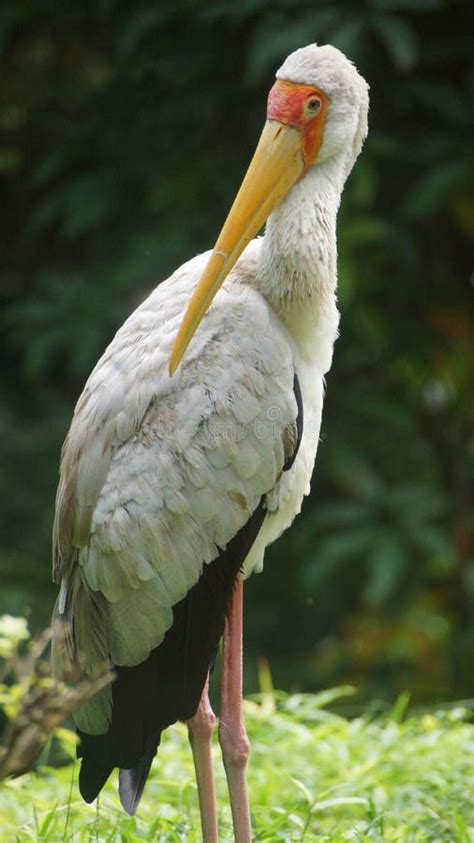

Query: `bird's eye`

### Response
(306, 97, 321, 114)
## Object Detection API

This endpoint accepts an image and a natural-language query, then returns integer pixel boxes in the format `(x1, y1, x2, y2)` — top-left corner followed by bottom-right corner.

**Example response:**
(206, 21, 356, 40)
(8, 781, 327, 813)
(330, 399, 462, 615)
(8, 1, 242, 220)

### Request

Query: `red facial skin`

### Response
(267, 80, 328, 169)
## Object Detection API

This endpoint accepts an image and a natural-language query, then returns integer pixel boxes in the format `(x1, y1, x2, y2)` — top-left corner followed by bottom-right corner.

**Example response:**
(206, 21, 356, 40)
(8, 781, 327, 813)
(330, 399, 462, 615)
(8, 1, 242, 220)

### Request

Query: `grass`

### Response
(1, 688, 473, 842)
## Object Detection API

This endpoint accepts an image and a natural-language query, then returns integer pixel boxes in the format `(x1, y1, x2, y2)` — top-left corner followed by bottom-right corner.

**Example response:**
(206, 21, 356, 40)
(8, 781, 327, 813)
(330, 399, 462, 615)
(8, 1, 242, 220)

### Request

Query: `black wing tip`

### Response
(118, 731, 159, 814)
(78, 754, 155, 814)
(118, 760, 153, 815)
(79, 758, 113, 804)
(118, 769, 141, 815)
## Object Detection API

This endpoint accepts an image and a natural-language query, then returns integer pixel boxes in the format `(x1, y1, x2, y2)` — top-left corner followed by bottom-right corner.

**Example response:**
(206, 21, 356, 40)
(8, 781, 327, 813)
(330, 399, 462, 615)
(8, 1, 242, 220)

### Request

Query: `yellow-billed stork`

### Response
(52, 43, 369, 842)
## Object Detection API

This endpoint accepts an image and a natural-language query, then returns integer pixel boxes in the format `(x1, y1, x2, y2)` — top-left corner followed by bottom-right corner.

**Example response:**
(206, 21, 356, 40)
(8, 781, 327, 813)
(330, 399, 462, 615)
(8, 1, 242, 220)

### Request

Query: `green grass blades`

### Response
(1, 690, 473, 842)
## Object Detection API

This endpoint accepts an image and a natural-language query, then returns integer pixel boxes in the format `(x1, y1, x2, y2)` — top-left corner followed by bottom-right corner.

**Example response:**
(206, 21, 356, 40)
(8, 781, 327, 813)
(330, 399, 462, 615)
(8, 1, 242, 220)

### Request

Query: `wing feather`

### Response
(52, 249, 302, 730)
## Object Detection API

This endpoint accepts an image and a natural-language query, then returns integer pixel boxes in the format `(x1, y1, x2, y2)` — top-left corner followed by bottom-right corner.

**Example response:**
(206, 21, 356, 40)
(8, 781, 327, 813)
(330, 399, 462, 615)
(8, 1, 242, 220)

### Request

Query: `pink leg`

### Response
(187, 674, 218, 843)
(218, 577, 252, 843)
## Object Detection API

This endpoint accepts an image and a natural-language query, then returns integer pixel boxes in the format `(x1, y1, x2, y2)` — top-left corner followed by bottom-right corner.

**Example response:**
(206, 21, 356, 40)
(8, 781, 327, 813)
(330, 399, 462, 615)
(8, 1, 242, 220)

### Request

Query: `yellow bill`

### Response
(169, 120, 306, 375)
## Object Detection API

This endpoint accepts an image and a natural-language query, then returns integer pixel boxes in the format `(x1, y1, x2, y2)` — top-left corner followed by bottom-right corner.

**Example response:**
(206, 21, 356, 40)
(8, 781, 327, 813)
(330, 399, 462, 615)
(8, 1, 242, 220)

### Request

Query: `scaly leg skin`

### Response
(187, 674, 218, 843)
(219, 577, 252, 843)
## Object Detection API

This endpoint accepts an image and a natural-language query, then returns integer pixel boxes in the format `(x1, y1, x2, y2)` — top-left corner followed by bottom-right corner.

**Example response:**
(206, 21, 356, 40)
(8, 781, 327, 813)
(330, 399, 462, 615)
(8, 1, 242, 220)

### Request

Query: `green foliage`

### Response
(0, 0, 473, 700)
(0, 616, 29, 661)
(1, 626, 472, 839)
(1, 688, 473, 841)
(0, 617, 113, 782)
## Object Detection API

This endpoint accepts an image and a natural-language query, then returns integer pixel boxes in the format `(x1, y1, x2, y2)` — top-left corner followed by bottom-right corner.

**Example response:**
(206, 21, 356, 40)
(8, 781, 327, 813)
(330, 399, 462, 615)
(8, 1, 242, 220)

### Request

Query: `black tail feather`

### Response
(79, 757, 113, 804)
(119, 733, 159, 815)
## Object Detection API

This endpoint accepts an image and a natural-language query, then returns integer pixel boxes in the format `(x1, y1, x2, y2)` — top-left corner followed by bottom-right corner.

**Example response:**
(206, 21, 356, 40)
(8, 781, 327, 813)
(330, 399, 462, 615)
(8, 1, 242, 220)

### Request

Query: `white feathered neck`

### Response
(253, 43, 369, 356)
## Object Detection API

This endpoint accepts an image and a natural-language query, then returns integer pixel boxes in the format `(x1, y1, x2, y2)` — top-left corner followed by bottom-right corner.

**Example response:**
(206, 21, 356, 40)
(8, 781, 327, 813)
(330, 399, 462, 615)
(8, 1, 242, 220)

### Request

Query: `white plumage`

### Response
(52, 43, 369, 830)
(53, 242, 321, 725)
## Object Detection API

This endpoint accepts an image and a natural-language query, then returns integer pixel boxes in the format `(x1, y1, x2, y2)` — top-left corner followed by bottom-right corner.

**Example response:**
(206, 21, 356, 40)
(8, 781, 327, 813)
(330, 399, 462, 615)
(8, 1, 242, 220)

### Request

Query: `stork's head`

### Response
(275, 44, 369, 174)
(170, 44, 369, 375)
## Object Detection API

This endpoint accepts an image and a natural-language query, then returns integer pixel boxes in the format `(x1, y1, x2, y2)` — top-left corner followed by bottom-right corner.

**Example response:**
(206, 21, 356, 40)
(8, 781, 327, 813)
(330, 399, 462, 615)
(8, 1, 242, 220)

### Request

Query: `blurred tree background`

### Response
(0, 0, 472, 706)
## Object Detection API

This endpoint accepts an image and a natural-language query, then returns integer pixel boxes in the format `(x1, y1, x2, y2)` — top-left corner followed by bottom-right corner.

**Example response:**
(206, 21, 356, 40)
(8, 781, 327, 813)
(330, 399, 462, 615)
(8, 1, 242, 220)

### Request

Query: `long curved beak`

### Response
(169, 120, 305, 375)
